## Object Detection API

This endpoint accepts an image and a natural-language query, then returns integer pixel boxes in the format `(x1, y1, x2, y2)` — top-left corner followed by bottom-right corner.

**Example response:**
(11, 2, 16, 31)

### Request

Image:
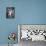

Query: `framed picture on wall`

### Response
(6, 7, 15, 18)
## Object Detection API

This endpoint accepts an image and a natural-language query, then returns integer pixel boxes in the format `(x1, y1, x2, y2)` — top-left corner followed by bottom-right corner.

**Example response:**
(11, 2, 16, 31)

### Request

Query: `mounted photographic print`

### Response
(6, 7, 15, 18)
(18, 24, 46, 41)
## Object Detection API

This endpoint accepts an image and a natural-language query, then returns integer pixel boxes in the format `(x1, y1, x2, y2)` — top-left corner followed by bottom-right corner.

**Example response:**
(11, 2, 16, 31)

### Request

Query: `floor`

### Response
(19, 40, 46, 46)
(0, 40, 46, 46)
(0, 44, 18, 46)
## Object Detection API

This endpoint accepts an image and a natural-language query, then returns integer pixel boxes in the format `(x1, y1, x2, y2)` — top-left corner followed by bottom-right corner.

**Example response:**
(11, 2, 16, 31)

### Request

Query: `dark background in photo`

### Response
(6, 7, 15, 18)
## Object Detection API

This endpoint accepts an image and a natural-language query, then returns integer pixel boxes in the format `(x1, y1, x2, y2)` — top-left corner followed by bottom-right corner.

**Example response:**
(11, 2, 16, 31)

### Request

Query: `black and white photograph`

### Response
(18, 25, 46, 46)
